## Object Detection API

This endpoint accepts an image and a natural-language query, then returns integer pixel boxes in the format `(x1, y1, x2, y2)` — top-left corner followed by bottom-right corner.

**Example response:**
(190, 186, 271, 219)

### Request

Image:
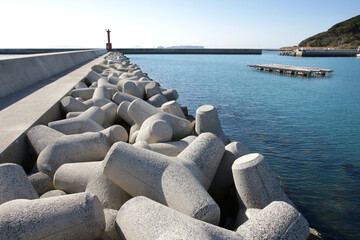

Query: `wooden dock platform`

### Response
(248, 64, 333, 77)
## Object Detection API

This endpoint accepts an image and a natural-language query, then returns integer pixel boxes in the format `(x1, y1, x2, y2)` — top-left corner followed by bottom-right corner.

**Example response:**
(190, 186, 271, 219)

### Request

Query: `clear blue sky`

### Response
(0, 0, 359, 49)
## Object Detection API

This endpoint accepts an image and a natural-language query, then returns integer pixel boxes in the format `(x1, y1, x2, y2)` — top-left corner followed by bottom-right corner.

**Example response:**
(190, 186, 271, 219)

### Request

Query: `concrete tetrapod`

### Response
(36, 127, 127, 177)
(232, 153, 293, 209)
(116, 196, 309, 240)
(136, 118, 173, 144)
(208, 142, 250, 212)
(64, 102, 118, 129)
(71, 88, 95, 100)
(133, 135, 197, 157)
(116, 101, 134, 125)
(161, 100, 186, 118)
(128, 99, 193, 140)
(102, 133, 225, 225)
(147, 93, 168, 107)
(54, 161, 131, 210)
(103, 208, 122, 240)
(162, 88, 179, 101)
(232, 153, 294, 226)
(116, 196, 242, 240)
(0, 163, 39, 204)
(82, 84, 112, 108)
(112, 91, 139, 105)
(40, 190, 67, 198)
(28, 171, 54, 196)
(144, 81, 162, 99)
(0, 192, 105, 240)
(195, 104, 230, 144)
(48, 106, 105, 134)
(27, 125, 65, 155)
(60, 95, 88, 113)
(236, 201, 310, 240)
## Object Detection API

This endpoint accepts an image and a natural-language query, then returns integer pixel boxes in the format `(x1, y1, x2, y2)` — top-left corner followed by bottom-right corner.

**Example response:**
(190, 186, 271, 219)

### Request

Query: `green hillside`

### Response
(299, 15, 360, 49)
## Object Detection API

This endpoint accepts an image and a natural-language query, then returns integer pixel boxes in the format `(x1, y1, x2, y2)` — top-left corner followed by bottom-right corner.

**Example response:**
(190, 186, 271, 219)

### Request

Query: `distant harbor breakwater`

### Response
(0, 48, 262, 55)
(0, 50, 313, 239)
(280, 48, 357, 57)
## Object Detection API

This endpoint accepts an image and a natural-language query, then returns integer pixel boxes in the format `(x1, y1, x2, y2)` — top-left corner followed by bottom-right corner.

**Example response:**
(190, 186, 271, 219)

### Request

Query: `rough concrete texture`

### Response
(60, 95, 88, 112)
(103, 208, 122, 240)
(116, 101, 134, 125)
(209, 141, 250, 207)
(40, 189, 67, 198)
(49, 106, 105, 134)
(37, 131, 110, 176)
(195, 104, 230, 144)
(133, 135, 197, 157)
(162, 88, 179, 101)
(232, 153, 293, 210)
(0, 52, 108, 166)
(27, 125, 65, 155)
(0, 192, 105, 240)
(128, 124, 140, 144)
(54, 161, 131, 209)
(147, 93, 168, 107)
(136, 118, 173, 144)
(102, 138, 221, 225)
(28, 171, 54, 196)
(138, 112, 193, 141)
(101, 125, 128, 145)
(161, 100, 186, 118)
(0, 163, 39, 204)
(100, 102, 118, 128)
(127, 98, 159, 126)
(236, 201, 309, 240)
(145, 81, 162, 99)
(74, 81, 88, 89)
(0, 50, 106, 99)
(178, 132, 225, 189)
(112, 91, 139, 105)
(71, 87, 95, 100)
(122, 80, 142, 98)
(85, 70, 103, 85)
(116, 196, 242, 240)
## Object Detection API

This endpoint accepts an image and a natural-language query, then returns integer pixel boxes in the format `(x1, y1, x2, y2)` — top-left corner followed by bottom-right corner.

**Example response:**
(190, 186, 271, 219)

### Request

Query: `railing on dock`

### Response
(248, 64, 333, 77)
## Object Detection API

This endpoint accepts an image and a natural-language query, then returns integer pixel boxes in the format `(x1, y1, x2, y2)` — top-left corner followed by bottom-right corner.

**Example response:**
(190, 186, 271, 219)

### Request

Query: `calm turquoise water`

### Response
(127, 52, 360, 240)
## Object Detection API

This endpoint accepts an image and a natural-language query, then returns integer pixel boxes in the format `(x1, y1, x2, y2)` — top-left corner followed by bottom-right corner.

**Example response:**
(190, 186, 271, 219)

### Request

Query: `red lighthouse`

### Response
(106, 29, 112, 51)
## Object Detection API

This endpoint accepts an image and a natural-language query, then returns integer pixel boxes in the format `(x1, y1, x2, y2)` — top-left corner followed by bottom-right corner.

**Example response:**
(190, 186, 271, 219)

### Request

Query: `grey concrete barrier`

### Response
(236, 201, 310, 240)
(161, 100, 186, 118)
(28, 171, 54, 196)
(27, 125, 65, 155)
(115, 196, 308, 240)
(0, 192, 106, 240)
(54, 161, 131, 210)
(195, 104, 230, 144)
(208, 141, 250, 208)
(0, 163, 39, 204)
(133, 135, 197, 157)
(37, 131, 110, 176)
(0, 49, 106, 99)
(102, 133, 224, 225)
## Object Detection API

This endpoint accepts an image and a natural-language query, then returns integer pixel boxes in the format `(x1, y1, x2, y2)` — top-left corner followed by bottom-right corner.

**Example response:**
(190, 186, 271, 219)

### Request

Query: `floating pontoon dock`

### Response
(248, 64, 333, 77)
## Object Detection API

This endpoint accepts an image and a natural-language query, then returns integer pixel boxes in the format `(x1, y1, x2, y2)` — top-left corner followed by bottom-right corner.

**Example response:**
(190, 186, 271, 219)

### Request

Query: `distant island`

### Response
(282, 15, 360, 50)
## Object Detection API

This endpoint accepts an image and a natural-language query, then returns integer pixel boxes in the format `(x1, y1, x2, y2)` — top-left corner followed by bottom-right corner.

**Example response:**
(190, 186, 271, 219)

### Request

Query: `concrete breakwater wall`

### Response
(0, 50, 107, 169)
(0, 49, 106, 99)
(0, 52, 310, 239)
(0, 48, 94, 55)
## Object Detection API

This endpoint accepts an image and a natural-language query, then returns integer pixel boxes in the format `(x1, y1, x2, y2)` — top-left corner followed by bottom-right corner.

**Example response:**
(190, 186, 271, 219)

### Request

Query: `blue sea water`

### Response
(127, 52, 360, 240)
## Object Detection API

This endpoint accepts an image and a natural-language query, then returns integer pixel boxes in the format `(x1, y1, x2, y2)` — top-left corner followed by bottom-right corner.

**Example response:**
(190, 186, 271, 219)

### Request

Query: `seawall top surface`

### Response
(0, 50, 108, 165)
